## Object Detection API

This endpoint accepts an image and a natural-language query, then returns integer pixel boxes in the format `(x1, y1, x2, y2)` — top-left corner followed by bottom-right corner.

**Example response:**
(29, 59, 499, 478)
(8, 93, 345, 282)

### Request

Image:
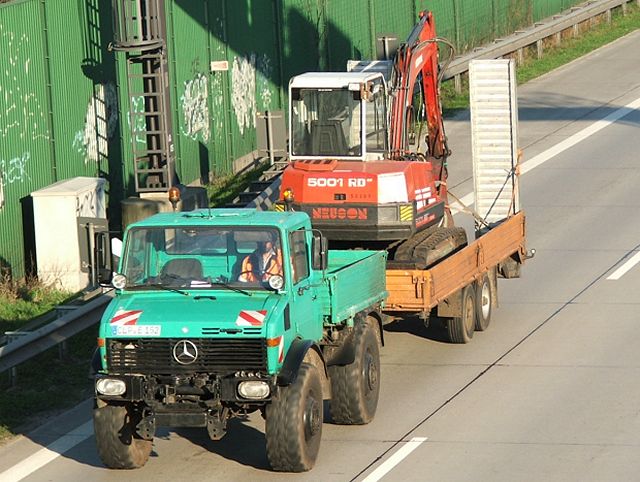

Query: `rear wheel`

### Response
(265, 363, 323, 472)
(475, 273, 492, 331)
(447, 285, 475, 344)
(329, 318, 381, 424)
(93, 402, 152, 469)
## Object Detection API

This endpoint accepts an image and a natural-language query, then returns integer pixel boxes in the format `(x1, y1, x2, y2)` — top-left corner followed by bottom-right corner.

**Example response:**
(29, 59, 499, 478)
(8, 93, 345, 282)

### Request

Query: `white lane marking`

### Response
(0, 421, 93, 482)
(361, 437, 428, 482)
(607, 251, 640, 280)
(451, 95, 640, 215)
(520, 96, 640, 175)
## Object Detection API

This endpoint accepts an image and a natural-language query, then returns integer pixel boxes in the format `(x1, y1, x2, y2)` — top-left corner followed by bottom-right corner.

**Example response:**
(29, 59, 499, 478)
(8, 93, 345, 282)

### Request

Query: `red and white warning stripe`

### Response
(278, 336, 284, 363)
(236, 310, 267, 327)
(110, 310, 143, 326)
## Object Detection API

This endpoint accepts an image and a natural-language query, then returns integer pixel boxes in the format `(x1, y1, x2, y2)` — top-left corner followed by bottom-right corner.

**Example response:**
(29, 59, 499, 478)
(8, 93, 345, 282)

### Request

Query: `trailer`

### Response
(385, 212, 528, 342)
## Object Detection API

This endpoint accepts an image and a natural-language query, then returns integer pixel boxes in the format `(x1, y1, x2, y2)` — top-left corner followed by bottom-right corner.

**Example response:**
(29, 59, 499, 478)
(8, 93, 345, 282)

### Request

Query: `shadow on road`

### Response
(384, 315, 452, 344)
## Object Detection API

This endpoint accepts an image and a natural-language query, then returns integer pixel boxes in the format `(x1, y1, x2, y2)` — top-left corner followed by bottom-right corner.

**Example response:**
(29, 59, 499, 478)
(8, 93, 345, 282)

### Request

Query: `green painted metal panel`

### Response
(0, 0, 117, 279)
(167, 1, 211, 184)
(0, 1, 54, 278)
(373, 0, 415, 44)
(45, 0, 108, 180)
(281, 0, 326, 78)
(415, 0, 456, 44)
(207, 0, 233, 174)
(326, 0, 373, 68)
(223, 0, 280, 164)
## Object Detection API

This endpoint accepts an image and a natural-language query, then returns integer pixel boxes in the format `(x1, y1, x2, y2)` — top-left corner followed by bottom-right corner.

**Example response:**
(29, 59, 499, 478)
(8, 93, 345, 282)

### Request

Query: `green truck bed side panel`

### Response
(320, 250, 387, 324)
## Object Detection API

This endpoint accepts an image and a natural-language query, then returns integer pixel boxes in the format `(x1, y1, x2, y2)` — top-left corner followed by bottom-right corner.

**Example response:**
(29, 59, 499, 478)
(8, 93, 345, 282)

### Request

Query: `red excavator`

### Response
(276, 11, 463, 267)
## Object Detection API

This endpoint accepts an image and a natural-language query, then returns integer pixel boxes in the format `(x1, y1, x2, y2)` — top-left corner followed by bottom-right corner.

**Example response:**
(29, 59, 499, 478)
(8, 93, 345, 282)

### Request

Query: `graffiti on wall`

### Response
(231, 53, 273, 136)
(231, 54, 257, 136)
(72, 83, 118, 163)
(180, 72, 210, 142)
(0, 152, 31, 186)
(0, 25, 48, 196)
(0, 25, 50, 144)
(127, 96, 147, 145)
(256, 54, 273, 109)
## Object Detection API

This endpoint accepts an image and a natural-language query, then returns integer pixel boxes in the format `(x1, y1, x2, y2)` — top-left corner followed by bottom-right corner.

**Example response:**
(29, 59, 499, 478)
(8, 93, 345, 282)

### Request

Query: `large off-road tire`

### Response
(329, 319, 381, 425)
(93, 403, 152, 469)
(475, 273, 493, 331)
(265, 363, 323, 472)
(447, 285, 475, 344)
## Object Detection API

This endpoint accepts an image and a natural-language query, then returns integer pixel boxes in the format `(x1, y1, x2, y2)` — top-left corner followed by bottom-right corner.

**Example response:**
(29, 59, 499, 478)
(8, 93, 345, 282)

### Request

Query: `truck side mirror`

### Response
(311, 234, 328, 271)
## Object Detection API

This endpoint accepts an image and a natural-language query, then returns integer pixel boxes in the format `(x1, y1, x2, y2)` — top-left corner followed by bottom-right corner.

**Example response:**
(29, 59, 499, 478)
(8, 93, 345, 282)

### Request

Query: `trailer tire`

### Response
(266, 363, 323, 472)
(329, 318, 380, 424)
(447, 285, 475, 343)
(93, 403, 152, 469)
(475, 274, 492, 331)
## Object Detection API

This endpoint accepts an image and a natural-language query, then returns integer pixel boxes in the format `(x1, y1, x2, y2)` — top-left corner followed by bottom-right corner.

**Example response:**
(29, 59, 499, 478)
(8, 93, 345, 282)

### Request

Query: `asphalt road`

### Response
(1, 30, 640, 482)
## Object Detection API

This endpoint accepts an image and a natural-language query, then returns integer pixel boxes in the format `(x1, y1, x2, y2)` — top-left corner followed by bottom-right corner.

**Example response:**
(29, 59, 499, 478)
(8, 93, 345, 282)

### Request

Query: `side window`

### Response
(289, 230, 309, 284)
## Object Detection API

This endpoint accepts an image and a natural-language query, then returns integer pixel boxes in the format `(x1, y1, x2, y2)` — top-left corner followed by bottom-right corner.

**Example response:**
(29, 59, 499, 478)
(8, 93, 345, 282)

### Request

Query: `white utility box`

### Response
(32, 177, 106, 291)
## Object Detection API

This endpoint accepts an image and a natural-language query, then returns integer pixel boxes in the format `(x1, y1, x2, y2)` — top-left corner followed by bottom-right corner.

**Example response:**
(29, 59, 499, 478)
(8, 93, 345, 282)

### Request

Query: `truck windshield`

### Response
(120, 227, 283, 291)
(291, 88, 362, 157)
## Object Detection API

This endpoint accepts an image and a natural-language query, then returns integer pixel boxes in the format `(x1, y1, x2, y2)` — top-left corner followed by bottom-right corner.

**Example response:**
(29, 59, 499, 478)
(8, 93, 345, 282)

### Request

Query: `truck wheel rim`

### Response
(465, 294, 475, 332)
(365, 350, 378, 392)
(481, 282, 491, 319)
(304, 395, 321, 439)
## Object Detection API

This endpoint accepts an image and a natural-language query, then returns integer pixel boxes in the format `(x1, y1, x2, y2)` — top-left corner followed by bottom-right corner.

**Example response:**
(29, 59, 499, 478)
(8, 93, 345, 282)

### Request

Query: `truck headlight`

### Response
(268, 275, 284, 290)
(96, 378, 126, 396)
(112, 273, 127, 290)
(238, 381, 270, 400)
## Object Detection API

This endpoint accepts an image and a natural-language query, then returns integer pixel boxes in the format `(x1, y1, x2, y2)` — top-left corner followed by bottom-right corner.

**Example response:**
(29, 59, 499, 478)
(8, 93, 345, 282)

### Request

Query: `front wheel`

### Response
(329, 318, 381, 424)
(265, 363, 323, 472)
(447, 285, 475, 344)
(93, 402, 152, 469)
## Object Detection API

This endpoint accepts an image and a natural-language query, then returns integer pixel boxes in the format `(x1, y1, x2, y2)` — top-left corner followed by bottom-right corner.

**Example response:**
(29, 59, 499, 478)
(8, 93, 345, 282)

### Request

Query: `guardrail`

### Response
(443, 0, 638, 88)
(0, 293, 112, 374)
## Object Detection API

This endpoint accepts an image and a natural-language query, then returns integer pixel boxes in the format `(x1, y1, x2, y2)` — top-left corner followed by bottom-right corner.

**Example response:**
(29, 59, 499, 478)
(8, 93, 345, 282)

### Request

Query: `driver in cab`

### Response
(238, 234, 283, 283)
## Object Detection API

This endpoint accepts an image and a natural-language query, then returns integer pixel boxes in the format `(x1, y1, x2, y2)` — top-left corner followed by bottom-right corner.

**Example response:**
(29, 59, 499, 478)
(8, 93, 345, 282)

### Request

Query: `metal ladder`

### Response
(112, 0, 175, 192)
(469, 59, 520, 230)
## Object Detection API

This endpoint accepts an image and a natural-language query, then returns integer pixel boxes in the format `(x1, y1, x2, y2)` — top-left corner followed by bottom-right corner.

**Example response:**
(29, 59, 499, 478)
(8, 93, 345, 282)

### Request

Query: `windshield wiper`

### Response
(211, 280, 252, 297)
(139, 283, 190, 296)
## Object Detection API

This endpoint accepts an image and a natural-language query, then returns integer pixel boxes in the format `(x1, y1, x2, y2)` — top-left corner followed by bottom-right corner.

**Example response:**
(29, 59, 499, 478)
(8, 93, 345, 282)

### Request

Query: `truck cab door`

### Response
(288, 229, 322, 341)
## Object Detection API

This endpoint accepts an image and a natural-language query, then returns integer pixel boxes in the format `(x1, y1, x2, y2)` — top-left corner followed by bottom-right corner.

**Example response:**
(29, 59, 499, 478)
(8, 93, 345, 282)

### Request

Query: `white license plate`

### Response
(111, 325, 162, 336)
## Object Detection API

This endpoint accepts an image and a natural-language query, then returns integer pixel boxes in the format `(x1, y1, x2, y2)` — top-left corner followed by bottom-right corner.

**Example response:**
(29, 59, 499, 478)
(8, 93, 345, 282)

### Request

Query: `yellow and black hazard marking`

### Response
(273, 203, 285, 212)
(399, 205, 413, 221)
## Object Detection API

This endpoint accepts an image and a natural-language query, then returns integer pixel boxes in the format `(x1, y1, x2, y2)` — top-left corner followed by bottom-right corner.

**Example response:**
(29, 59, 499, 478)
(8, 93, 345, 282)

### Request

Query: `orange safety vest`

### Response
(240, 248, 283, 282)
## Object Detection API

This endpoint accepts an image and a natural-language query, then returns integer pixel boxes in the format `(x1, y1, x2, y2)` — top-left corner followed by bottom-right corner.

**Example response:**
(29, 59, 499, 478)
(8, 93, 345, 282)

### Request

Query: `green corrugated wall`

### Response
(0, 0, 588, 279)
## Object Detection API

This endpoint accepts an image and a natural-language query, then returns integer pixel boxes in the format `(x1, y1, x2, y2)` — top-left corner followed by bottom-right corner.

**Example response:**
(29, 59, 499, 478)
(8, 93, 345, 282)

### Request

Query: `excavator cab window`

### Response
(364, 79, 387, 153)
(291, 88, 362, 158)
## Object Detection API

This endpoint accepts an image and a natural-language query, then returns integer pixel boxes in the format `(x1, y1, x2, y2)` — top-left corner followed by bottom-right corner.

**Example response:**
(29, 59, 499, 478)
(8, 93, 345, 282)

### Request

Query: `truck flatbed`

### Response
(385, 212, 526, 314)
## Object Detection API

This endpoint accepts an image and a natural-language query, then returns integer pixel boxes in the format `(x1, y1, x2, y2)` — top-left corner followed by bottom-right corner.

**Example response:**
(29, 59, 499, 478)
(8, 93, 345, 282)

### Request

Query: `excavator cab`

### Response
(289, 72, 389, 162)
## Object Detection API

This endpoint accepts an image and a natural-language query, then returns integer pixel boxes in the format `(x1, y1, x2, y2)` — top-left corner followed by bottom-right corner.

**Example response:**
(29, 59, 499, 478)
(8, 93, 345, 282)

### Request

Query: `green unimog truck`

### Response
(93, 208, 387, 472)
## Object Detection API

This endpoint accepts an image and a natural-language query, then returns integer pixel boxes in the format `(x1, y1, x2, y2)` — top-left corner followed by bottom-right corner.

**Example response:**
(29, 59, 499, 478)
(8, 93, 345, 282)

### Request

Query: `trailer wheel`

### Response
(329, 318, 380, 424)
(93, 402, 152, 469)
(475, 274, 492, 331)
(265, 363, 323, 472)
(447, 285, 475, 343)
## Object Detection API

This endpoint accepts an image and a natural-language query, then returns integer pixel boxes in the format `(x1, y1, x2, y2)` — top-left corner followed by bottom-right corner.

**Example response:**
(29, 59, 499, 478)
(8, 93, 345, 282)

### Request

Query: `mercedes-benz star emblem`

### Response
(173, 340, 198, 365)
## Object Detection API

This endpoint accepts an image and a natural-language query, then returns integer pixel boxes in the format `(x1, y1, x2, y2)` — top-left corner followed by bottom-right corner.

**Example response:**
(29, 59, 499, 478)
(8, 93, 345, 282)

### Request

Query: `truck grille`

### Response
(107, 338, 267, 374)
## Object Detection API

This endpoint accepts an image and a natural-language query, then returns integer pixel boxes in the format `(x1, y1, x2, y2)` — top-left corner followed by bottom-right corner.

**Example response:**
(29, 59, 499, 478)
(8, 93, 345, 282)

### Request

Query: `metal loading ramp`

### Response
(469, 59, 520, 230)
